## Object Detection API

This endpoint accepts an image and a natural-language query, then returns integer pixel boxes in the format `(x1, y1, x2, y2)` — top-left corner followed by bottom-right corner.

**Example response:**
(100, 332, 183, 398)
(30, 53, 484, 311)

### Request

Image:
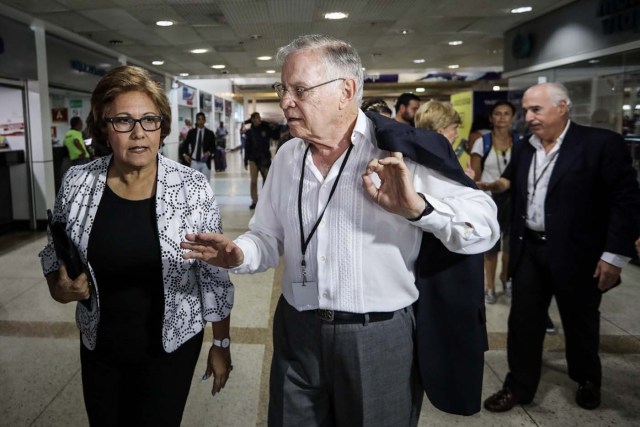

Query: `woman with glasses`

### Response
(470, 100, 518, 304)
(39, 65, 234, 426)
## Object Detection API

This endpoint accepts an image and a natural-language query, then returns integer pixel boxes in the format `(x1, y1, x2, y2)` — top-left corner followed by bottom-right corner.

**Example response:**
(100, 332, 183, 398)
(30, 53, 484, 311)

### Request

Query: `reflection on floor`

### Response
(1, 150, 639, 426)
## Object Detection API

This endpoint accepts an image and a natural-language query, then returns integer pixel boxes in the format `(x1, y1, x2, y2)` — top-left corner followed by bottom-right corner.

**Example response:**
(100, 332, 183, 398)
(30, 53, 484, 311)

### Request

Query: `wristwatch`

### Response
(213, 337, 231, 349)
(407, 193, 434, 221)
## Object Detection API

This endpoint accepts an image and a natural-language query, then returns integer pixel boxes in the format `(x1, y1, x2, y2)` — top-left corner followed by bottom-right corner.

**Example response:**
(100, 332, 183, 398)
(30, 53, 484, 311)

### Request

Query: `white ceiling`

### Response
(0, 0, 576, 78)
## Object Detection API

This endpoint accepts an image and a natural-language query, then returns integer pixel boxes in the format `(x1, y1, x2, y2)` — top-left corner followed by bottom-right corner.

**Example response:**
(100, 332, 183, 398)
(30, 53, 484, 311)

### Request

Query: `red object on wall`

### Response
(52, 108, 68, 122)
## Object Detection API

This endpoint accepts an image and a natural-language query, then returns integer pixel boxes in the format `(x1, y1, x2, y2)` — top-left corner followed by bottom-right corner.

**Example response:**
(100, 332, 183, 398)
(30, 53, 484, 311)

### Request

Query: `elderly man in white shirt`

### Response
(182, 34, 499, 426)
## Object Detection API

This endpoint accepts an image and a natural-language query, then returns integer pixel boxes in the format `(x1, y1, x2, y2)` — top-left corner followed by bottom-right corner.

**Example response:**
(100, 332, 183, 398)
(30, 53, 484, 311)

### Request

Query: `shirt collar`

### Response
(528, 119, 571, 152)
(353, 109, 376, 147)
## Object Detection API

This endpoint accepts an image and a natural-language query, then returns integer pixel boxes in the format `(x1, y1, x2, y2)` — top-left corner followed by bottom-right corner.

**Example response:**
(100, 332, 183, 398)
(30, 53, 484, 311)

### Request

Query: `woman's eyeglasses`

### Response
(105, 115, 163, 133)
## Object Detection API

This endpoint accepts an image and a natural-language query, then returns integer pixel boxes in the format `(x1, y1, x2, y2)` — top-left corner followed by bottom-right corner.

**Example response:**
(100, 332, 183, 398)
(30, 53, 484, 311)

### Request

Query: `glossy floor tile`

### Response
(1, 149, 639, 426)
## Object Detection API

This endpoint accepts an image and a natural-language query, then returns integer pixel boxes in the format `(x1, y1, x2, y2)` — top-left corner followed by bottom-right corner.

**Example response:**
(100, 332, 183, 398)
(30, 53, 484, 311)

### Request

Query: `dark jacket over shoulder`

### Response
(366, 112, 487, 416)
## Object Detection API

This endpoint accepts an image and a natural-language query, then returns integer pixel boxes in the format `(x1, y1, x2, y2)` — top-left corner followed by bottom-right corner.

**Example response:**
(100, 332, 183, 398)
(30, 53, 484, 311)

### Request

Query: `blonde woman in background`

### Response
(415, 100, 475, 179)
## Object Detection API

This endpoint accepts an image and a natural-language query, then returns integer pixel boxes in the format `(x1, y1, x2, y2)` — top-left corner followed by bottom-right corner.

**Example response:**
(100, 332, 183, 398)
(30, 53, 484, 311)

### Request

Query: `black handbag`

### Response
(47, 209, 91, 308)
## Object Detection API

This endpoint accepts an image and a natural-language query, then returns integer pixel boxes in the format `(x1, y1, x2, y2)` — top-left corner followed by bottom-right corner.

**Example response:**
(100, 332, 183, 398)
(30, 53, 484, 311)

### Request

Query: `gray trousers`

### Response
(268, 296, 423, 427)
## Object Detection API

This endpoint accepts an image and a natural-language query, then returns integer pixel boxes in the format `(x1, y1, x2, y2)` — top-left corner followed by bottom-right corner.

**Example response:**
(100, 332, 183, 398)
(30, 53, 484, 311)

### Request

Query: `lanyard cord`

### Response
(493, 146, 510, 175)
(531, 150, 559, 200)
(297, 142, 354, 280)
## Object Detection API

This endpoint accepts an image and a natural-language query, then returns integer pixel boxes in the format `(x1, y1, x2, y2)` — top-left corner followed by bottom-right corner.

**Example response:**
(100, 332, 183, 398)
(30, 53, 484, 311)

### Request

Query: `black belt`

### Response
(316, 309, 395, 324)
(525, 228, 546, 242)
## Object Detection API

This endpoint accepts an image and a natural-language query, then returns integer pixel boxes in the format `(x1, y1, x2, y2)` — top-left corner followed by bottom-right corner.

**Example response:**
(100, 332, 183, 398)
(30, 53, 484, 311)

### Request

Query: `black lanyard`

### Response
(297, 142, 354, 282)
(531, 150, 559, 200)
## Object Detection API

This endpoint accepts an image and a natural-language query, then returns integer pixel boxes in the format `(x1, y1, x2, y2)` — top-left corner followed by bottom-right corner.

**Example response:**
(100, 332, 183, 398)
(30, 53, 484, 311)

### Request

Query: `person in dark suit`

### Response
(181, 111, 215, 181)
(480, 82, 640, 412)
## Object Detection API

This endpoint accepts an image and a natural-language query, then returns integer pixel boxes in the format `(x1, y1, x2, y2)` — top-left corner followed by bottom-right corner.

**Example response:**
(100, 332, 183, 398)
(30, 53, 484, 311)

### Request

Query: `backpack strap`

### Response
(480, 132, 492, 171)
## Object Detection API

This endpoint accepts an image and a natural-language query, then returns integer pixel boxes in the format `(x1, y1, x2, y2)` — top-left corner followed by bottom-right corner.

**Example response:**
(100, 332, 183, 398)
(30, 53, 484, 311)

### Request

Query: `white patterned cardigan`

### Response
(39, 154, 234, 352)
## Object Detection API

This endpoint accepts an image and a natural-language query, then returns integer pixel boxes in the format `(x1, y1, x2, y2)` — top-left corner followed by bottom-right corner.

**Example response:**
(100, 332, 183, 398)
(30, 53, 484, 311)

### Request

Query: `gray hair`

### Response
(527, 82, 573, 114)
(276, 34, 364, 103)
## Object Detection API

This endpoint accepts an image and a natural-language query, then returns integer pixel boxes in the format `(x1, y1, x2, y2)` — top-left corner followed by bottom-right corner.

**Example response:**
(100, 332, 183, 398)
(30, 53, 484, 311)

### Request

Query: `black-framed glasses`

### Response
(105, 115, 163, 132)
(272, 78, 345, 100)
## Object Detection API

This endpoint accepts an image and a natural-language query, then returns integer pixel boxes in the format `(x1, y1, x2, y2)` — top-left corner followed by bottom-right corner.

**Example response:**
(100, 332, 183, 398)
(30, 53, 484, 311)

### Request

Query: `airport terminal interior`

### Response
(1, 0, 640, 426)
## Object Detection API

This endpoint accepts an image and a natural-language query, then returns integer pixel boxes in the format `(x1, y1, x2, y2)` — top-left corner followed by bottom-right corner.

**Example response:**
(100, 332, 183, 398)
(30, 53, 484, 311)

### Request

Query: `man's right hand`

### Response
(181, 233, 244, 268)
(46, 264, 91, 303)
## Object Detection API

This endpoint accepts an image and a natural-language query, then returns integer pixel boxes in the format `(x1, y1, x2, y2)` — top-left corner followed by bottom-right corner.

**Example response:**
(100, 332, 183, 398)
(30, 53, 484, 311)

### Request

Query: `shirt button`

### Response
(320, 256, 326, 262)
(322, 292, 329, 298)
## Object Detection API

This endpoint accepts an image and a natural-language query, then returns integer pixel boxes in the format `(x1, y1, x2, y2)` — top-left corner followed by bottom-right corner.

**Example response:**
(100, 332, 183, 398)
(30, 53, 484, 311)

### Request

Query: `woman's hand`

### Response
(205, 345, 233, 396)
(45, 264, 91, 303)
(181, 233, 244, 268)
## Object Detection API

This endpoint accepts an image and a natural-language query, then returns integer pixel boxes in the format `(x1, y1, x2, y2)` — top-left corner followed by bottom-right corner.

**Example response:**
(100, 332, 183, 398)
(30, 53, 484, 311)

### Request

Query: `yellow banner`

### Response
(450, 91, 473, 169)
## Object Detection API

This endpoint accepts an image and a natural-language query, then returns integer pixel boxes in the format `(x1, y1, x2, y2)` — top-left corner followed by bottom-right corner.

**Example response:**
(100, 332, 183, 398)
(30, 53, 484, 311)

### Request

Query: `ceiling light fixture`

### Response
(156, 20, 174, 27)
(211, 64, 226, 69)
(324, 12, 348, 20)
(588, 59, 600, 64)
(448, 64, 460, 69)
(151, 60, 164, 65)
(257, 56, 272, 61)
(398, 29, 414, 35)
(180, 73, 189, 77)
(413, 59, 426, 64)
(511, 6, 533, 14)
(493, 85, 501, 91)
(190, 48, 208, 54)
(448, 41, 463, 46)
(415, 88, 425, 93)
(266, 70, 276, 74)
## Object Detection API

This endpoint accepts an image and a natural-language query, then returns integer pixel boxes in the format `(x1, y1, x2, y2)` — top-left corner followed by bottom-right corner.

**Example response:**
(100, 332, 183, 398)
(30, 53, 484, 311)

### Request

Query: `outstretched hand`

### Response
(181, 233, 244, 268)
(361, 152, 425, 219)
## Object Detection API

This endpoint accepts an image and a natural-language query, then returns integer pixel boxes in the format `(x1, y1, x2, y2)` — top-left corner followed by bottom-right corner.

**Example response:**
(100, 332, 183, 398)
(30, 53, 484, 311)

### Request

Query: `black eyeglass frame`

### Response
(104, 115, 164, 133)
(272, 78, 346, 99)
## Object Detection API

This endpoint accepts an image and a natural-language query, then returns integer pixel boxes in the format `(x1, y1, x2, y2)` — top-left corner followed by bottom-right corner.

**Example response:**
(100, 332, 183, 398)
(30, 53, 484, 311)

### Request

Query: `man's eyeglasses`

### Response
(272, 78, 345, 100)
(105, 115, 163, 133)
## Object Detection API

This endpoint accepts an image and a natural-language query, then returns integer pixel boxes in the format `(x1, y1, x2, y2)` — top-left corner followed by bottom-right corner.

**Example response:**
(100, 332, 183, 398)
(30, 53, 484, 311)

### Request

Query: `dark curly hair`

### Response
(86, 65, 171, 154)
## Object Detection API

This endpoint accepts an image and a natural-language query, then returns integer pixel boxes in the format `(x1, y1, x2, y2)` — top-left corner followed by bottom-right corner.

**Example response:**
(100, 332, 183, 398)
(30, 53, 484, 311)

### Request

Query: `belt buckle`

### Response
(317, 309, 334, 322)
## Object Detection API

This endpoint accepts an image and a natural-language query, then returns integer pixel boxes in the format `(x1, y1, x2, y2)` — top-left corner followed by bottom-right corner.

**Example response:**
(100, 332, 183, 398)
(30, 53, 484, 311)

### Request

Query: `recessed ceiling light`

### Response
(324, 12, 348, 20)
(415, 88, 425, 93)
(190, 48, 208, 54)
(448, 64, 460, 69)
(151, 60, 164, 65)
(511, 6, 533, 14)
(257, 56, 272, 61)
(362, 67, 366, 71)
(211, 64, 226, 69)
(493, 85, 501, 91)
(448, 41, 463, 46)
(156, 20, 174, 27)
(265, 70, 276, 74)
(179, 73, 189, 77)
(588, 59, 600, 64)
(398, 29, 413, 35)
(413, 59, 426, 64)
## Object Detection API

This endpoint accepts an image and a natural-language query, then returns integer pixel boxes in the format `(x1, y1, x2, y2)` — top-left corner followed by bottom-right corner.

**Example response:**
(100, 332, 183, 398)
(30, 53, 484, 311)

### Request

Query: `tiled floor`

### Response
(1, 149, 639, 426)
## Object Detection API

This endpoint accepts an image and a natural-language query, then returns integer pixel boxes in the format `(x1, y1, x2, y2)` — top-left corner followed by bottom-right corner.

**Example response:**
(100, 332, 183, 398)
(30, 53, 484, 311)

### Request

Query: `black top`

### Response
(87, 185, 164, 358)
